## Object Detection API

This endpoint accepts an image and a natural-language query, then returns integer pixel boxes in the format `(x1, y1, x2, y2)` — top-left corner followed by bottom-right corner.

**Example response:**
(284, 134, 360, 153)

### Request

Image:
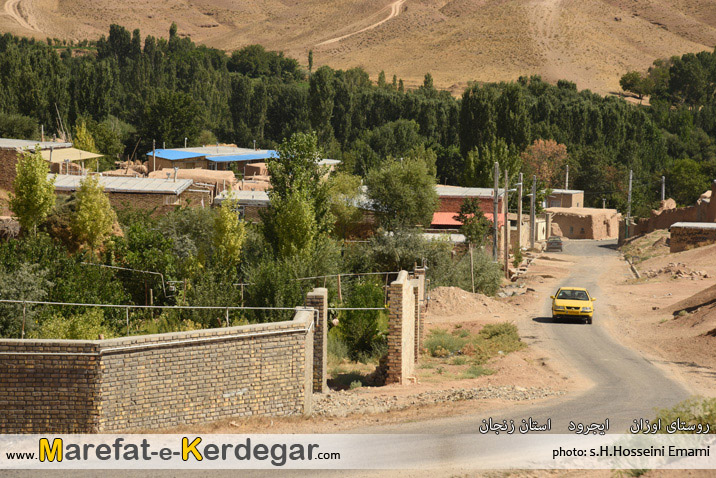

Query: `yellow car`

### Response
(550, 287, 596, 324)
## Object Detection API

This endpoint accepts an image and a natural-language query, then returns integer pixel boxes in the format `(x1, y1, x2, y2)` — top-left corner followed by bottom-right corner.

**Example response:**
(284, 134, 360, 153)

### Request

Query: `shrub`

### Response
(462, 365, 495, 379)
(31, 309, 115, 340)
(424, 328, 468, 357)
(337, 279, 387, 362)
(653, 397, 716, 433)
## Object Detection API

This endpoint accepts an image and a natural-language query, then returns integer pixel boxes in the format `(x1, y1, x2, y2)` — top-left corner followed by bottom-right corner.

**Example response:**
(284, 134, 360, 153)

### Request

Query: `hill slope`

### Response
(1, 0, 715, 94)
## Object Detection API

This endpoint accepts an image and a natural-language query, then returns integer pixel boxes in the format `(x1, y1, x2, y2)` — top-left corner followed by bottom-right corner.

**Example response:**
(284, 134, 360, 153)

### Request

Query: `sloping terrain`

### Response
(1, 0, 715, 93)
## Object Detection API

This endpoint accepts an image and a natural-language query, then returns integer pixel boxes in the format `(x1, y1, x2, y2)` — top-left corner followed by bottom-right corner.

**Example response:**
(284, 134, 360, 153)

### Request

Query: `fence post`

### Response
(125, 307, 130, 336)
(21, 301, 26, 339)
(305, 288, 328, 393)
(225, 307, 230, 327)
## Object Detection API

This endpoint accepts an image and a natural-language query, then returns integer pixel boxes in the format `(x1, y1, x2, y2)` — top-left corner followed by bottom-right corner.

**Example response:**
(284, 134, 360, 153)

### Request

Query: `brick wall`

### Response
(0, 310, 314, 433)
(57, 189, 212, 215)
(0, 341, 100, 433)
(437, 196, 502, 215)
(670, 225, 716, 253)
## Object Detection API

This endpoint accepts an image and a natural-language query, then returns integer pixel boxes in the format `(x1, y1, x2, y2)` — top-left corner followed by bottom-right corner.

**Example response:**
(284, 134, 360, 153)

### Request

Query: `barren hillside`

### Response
(1, 0, 715, 94)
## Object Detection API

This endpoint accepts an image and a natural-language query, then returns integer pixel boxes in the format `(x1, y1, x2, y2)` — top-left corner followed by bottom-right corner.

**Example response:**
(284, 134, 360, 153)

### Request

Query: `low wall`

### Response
(634, 182, 716, 236)
(670, 224, 716, 253)
(0, 310, 314, 433)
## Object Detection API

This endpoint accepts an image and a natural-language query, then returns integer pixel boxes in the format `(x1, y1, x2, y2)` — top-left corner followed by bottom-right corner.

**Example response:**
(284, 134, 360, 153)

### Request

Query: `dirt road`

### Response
(315, 0, 406, 46)
(3, 0, 36, 32)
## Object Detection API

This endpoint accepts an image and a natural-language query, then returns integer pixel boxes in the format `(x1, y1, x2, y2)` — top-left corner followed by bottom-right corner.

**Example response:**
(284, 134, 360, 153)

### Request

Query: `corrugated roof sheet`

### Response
(51, 174, 193, 195)
(145, 149, 206, 160)
(550, 189, 584, 194)
(436, 185, 502, 197)
(0, 138, 72, 150)
(671, 222, 716, 230)
(207, 151, 277, 162)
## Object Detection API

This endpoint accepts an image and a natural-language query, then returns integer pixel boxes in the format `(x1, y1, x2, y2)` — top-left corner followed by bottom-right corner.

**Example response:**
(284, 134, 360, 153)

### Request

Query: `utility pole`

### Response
(517, 172, 523, 254)
(530, 175, 536, 250)
(602, 197, 606, 209)
(626, 169, 633, 239)
(504, 171, 510, 279)
(493, 162, 500, 262)
(184, 137, 188, 148)
(661, 176, 665, 202)
(152, 139, 156, 173)
(565, 164, 569, 189)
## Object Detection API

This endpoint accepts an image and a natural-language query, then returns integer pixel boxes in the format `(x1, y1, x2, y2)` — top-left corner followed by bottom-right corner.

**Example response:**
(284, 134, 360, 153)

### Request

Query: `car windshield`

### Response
(557, 289, 589, 301)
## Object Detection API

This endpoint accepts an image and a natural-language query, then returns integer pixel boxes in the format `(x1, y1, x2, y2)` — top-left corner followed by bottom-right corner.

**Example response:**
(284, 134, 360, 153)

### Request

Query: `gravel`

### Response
(312, 386, 565, 417)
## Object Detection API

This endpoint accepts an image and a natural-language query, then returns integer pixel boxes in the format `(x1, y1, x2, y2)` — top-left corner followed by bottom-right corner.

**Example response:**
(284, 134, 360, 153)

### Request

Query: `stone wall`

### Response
(0, 309, 315, 433)
(670, 224, 716, 253)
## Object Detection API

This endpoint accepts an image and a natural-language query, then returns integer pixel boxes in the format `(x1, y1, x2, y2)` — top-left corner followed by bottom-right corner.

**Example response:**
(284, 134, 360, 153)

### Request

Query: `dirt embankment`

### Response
(605, 240, 716, 396)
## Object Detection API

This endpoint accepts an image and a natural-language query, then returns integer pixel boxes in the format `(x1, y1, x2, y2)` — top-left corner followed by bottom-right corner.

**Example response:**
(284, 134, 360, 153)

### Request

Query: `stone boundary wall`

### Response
(0, 309, 314, 433)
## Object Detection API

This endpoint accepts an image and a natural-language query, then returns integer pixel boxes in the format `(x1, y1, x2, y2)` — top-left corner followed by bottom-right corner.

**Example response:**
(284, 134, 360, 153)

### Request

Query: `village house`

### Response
(145, 146, 276, 173)
(547, 189, 584, 208)
(52, 174, 212, 212)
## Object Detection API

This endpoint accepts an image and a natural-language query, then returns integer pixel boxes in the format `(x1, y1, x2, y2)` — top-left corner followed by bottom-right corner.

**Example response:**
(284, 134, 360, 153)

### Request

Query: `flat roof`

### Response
(671, 222, 716, 230)
(436, 185, 503, 197)
(0, 138, 72, 150)
(550, 189, 584, 195)
(51, 174, 193, 195)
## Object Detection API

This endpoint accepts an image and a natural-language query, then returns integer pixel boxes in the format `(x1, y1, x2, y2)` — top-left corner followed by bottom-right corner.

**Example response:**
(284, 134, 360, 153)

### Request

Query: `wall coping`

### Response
(0, 307, 314, 352)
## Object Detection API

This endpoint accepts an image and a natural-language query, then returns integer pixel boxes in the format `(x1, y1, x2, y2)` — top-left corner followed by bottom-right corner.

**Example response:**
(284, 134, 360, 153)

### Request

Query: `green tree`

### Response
(140, 89, 201, 149)
(308, 66, 335, 144)
(326, 172, 363, 239)
(71, 175, 117, 252)
(456, 198, 492, 247)
(10, 148, 56, 235)
(0, 262, 53, 338)
(462, 138, 521, 188)
(365, 154, 438, 229)
(73, 119, 100, 170)
(308, 49, 313, 75)
(337, 279, 387, 361)
(213, 199, 247, 268)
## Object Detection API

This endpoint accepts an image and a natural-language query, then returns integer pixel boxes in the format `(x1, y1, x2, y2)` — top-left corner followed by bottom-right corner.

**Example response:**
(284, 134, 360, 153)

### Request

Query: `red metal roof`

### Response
(431, 212, 504, 227)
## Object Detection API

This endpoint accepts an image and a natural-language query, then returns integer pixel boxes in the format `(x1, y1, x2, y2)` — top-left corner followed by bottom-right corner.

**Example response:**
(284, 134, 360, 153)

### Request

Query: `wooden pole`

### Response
(337, 274, 342, 302)
(493, 162, 499, 261)
(517, 172, 523, 253)
(469, 244, 475, 293)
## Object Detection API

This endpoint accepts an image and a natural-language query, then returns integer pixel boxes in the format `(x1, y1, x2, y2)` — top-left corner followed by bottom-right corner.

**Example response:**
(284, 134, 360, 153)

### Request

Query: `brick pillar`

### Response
(305, 288, 328, 393)
(413, 285, 420, 363)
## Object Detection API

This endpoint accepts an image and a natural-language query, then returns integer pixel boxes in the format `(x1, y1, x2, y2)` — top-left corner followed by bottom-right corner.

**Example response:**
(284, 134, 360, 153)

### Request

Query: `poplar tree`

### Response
(71, 175, 116, 253)
(10, 148, 55, 235)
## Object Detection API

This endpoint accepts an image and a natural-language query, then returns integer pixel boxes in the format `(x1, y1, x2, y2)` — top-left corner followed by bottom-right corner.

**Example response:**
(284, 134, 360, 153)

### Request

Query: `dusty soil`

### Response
(602, 242, 716, 397)
(1, 0, 715, 94)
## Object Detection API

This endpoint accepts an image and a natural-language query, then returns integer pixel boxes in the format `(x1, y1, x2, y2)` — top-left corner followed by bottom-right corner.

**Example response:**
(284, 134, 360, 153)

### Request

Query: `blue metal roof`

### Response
(206, 151, 278, 163)
(145, 149, 206, 161)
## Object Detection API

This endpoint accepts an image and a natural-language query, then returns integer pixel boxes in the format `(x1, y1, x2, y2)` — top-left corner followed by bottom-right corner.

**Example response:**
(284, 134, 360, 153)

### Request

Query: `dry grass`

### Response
(1, 0, 715, 94)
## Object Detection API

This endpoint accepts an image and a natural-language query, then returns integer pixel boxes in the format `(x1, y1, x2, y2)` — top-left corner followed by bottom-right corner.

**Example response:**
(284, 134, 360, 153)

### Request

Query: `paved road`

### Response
(4, 240, 691, 477)
(365, 239, 690, 435)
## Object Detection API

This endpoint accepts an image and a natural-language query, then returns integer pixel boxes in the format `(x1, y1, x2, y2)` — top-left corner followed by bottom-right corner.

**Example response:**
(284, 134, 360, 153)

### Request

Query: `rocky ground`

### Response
(312, 386, 565, 417)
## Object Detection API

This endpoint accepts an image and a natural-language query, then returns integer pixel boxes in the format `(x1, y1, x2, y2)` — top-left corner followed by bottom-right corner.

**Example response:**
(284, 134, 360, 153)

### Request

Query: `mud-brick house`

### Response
(547, 189, 584, 208)
(52, 174, 211, 212)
